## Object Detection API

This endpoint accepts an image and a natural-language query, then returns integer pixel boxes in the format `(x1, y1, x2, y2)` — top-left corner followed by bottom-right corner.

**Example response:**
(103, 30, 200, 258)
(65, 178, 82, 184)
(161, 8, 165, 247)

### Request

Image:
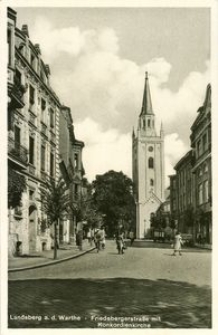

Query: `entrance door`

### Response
(29, 205, 37, 252)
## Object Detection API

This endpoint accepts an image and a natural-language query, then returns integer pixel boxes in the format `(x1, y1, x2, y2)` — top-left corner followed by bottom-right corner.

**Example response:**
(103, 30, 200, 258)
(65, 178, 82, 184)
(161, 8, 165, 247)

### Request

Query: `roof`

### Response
(140, 72, 154, 116)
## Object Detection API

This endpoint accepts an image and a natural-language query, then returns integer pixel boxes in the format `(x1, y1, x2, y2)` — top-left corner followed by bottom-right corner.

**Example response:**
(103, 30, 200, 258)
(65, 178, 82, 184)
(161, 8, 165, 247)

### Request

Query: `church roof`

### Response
(140, 72, 154, 116)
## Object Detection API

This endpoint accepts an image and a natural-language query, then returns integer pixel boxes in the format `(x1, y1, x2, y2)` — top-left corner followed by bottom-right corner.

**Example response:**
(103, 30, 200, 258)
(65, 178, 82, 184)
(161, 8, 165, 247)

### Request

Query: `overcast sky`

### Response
(15, 7, 210, 185)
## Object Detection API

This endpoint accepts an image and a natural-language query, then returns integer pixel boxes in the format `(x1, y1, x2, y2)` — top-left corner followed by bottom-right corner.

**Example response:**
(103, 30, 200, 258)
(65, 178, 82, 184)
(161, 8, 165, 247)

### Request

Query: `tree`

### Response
(39, 177, 71, 260)
(92, 170, 135, 236)
(8, 166, 27, 209)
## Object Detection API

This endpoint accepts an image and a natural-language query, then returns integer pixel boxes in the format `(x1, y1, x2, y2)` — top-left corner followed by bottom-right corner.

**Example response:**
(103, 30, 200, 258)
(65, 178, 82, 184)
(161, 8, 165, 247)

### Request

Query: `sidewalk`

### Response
(8, 240, 96, 272)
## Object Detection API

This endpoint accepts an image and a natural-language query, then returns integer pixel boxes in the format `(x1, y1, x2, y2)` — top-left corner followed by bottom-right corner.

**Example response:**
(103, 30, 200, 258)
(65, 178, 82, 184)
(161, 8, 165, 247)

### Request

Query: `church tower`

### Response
(132, 72, 165, 238)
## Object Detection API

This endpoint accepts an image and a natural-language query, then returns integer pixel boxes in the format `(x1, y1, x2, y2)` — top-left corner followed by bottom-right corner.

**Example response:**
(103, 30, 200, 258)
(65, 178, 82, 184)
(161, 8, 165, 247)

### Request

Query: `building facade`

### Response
(169, 84, 212, 244)
(132, 73, 165, 238)
(190, 84, 212, 244)
(7, 8, 86, 256)
(174, 150, 194, 234)
(59, 106, 85, 244)
(169, 174, 178, 226)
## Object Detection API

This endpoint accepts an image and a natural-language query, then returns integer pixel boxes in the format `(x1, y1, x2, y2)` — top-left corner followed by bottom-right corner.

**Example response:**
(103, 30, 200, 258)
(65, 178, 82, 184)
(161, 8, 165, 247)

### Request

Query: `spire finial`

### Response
(140, 71, 153, 116)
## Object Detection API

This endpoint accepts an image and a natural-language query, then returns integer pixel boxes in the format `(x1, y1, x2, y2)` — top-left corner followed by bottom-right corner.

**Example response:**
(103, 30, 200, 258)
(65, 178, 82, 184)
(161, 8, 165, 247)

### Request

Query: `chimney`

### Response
(34, 44, 41, 55)
(45, 65, 51, 75)
(21, 24, 29, 37)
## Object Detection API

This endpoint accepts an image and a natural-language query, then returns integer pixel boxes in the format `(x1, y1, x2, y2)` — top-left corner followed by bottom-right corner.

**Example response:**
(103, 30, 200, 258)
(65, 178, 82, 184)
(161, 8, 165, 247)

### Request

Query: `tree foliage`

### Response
(39, 177, 71, 259)
(39, 177, 71, 225)
(8, 166, 27, 208)
(92, 170, 135, 236)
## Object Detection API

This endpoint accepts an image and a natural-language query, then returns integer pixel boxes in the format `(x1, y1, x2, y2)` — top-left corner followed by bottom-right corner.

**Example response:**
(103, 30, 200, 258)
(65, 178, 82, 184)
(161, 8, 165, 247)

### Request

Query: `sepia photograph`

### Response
(2, 0, 217, 332)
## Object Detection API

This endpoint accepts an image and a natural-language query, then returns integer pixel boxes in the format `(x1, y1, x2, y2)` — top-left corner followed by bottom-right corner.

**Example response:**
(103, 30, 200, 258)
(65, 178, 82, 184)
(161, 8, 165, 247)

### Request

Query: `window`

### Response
(29, 85, 35, 105)
(202, 134, 207, 152)
(14, 126, 21, 145)
(74, 153, 79, 169)
(198, 168, 203, 177)
(50, 152, 54, 177)
(204, 163, 208, 173)
(15, 70, 22, 85)
(148, 157, 154, 169)
(41, 145, 46, 171)
(31, 53, 35, 69)
(7, 29, 12, 66)
(41, 99, 46, 111)
(148, 146, 153, 152)
(29, 190, 34, 200)
(204, 180, 209, 202)
(198, 183, 203, 205)
(29, 137, 34, 164)
(143, 119, 145, 129)
(148, 119, 151, 127)
(150, 179, 154, 186)
(75, 184, 79, 200)
(50, 108, 55, 128)
(197, 139, 202, 157)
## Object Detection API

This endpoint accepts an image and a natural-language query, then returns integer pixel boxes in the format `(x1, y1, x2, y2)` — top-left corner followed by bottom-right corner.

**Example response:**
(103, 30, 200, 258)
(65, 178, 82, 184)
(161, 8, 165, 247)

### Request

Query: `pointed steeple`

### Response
(140, 72, 154, 116)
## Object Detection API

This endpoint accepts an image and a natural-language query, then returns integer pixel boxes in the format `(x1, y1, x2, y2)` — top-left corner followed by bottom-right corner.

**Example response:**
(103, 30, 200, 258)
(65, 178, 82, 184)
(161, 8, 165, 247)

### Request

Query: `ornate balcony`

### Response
(50, 132, 56, 145)
(40, 170, 47, 182)
(29, 111, 37, 127)
(28, 164, 36, 176)
(41, 122, 48, 137)
(8, 76, 27, 110)
(8, 137, 28, 164)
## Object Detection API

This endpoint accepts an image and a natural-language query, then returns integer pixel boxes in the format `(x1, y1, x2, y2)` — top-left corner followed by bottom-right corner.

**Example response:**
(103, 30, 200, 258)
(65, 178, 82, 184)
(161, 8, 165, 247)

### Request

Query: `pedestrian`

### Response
(172, 231, 183, 256)
(94, 227, 104, 252)
(101, 227, 106, 249)
(87, 228, 93, 246)
(76, 221, 84, 251)
(115, 228, 125, 254)
(129, 230, 135, 246)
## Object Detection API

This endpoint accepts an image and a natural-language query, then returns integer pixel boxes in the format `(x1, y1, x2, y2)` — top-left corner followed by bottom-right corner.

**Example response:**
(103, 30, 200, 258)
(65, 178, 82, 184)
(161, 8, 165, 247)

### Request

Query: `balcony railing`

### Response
(29, 111, 36, 126)
(40, 170, 47, 182)
(8, 137, 28, 164)
(50, 132, 56, 144)
(9, 76, 27, 109)
(41, 122, 47, 136)
(28, 164, 36, 175)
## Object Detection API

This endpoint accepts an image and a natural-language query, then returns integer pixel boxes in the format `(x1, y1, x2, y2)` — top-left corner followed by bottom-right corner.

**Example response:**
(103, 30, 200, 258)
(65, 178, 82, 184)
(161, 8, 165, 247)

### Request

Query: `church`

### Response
(132, 73, 165, 239)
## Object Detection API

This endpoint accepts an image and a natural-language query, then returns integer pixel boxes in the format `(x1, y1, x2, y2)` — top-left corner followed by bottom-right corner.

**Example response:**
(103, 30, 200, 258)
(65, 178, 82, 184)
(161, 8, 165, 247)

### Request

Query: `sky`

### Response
(15, 7, 210, 186)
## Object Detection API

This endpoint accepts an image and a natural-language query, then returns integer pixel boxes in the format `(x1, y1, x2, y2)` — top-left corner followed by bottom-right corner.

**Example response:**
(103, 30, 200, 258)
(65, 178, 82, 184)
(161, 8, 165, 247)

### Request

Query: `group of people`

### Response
(77, 221, 184, 256)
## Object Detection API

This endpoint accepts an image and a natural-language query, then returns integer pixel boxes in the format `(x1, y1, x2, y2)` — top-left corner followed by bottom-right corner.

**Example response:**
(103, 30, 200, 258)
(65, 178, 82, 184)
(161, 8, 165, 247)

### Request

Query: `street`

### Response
(8, 240, 211, 328)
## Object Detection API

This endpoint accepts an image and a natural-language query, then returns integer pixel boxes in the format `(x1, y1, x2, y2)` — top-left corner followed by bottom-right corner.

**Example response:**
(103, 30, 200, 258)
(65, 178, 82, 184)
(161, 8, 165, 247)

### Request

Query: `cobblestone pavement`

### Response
(8, 240, 211, 328)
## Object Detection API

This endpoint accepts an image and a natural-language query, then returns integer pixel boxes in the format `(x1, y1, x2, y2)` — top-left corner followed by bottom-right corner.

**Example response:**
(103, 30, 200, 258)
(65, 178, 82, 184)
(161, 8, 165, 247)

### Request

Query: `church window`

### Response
(150, 179, 154, 186)
(148, 119, 151, 127)
(148, 146, 153, 152)
(148, 157, 154, 169)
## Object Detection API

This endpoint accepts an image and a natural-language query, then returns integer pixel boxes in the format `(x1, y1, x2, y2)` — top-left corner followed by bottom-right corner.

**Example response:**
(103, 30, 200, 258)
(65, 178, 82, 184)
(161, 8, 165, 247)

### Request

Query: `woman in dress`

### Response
(172, 231, 183, 256)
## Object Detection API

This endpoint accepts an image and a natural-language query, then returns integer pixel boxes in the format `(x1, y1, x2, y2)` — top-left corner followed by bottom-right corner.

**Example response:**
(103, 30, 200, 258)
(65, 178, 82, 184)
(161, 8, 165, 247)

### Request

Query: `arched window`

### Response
(148, 157, 154, 168)
(148, 119, 151, 127)
(150, 179, 154, 186)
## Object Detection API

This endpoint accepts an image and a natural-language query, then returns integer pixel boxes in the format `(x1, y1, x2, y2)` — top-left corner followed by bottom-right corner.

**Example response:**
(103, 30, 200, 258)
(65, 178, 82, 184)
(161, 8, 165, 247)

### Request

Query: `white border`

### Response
(1, 1, 217, 335)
